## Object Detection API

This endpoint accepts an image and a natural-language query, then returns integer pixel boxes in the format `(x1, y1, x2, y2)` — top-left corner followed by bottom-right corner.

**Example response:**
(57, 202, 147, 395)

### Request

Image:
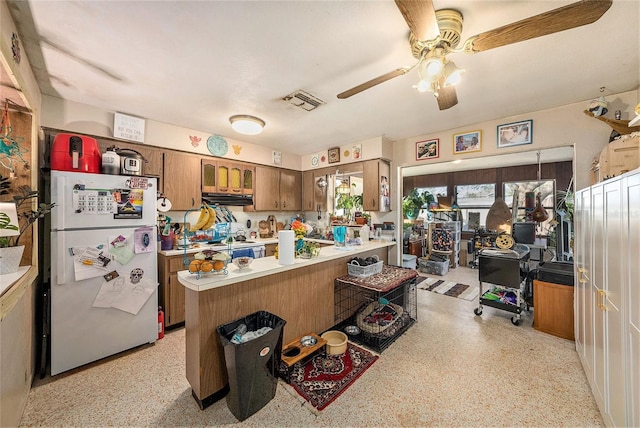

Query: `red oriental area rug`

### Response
(289, 342, 378, 410)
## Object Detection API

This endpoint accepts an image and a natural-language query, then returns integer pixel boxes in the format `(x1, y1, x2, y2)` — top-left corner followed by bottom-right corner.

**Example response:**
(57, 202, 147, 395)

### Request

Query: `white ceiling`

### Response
(6, 0, 640, 157)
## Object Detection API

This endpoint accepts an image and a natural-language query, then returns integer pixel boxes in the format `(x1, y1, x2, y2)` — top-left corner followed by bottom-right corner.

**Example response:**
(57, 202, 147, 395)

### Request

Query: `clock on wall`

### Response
(207, 135, 228, 156)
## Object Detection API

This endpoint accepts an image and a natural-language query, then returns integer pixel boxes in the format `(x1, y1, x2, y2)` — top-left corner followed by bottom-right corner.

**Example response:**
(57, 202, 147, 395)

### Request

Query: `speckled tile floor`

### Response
(20, 267, 603, 427)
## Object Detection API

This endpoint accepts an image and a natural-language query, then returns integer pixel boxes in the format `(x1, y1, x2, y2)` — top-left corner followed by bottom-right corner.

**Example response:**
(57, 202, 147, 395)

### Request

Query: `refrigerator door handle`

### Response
(56, 233, 67, 285)
(51, 174, 65, 231)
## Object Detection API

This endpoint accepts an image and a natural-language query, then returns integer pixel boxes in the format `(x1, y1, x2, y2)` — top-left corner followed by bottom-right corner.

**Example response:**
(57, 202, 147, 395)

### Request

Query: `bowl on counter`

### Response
(232, 256, 253, 271)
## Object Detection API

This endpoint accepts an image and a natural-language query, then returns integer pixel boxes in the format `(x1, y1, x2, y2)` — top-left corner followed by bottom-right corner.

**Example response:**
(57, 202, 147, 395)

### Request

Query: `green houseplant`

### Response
(0, 182, 55, 274)
(402, 188, 434, 219)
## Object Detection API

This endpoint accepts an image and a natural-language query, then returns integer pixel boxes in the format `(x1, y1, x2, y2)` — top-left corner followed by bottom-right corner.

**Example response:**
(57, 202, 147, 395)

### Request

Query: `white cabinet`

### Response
(623, 172, 640, 427)
(575, 168, 639, 427)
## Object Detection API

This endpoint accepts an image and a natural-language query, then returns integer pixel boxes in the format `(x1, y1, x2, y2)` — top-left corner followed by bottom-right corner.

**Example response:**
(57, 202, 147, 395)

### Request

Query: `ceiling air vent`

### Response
(282, 90, 326, 111)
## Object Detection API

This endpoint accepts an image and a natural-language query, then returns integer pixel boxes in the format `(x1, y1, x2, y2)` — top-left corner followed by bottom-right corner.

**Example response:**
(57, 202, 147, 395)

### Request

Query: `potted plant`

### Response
(0, 181, 55, 274)
(402, 188, 434, 220)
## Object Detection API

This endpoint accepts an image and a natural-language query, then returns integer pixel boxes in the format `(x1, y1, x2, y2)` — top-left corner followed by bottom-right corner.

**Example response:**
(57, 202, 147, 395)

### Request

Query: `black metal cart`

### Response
(473, 245, 530, 325)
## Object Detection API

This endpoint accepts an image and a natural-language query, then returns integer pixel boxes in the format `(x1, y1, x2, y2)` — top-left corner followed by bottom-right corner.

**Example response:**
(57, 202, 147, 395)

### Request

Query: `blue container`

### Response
(333, 226, 347, 247)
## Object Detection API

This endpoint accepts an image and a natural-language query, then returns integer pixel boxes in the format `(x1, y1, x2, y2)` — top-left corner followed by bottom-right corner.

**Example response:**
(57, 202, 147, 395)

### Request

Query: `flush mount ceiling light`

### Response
(229, 115, 265, 135)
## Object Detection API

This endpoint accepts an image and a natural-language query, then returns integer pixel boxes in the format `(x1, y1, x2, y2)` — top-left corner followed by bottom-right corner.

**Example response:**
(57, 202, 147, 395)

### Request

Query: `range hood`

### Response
(202, 193, 254, 206)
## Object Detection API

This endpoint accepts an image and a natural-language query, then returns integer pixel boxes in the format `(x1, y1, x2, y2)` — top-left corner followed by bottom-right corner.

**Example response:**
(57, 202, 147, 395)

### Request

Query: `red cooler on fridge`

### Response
(50, 133, 101, 173)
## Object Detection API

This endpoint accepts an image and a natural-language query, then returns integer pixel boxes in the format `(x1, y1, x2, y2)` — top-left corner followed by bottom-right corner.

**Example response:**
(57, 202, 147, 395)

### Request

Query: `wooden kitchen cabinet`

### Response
(96, 138, 164, 178)
(254, 166, 301, 211)
(533, 279, 574, 340)
(303, 170, 328, 212)
(202, 159, 254, 195)
(280, 169, 302, 211)
(264, 243, 277, 257)
(158, 254, 186, 328)
(363, 159, 391, 212)
(201, 159, 217, 193)
(163, 151, 201, 210)
(254, 166, 281, 210)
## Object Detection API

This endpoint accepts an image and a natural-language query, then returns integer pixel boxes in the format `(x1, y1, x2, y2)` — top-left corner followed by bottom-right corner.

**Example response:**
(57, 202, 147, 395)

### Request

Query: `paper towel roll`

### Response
(278, 230, 295, 265)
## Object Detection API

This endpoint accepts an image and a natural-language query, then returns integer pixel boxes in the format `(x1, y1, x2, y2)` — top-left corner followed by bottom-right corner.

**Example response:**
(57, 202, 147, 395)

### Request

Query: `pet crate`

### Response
(332, 265, 417, 353)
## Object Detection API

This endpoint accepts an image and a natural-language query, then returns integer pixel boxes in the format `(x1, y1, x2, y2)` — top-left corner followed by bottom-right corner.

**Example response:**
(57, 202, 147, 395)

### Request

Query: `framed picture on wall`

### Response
(328, 147, 340, 164)
(416, 139, 439, 160)
(497, 120, 533, 148)
(453, 130, 482, 154)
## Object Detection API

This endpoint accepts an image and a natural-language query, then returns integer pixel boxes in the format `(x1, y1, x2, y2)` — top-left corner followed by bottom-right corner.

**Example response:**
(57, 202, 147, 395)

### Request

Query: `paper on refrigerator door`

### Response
(110, 278, 156, 315)
(72, 247, 113, 281)
(92, 277, 155, 315)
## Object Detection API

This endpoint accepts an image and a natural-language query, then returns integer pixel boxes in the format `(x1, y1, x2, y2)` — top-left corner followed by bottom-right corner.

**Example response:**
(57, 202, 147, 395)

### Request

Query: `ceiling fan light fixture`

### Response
(414, 79, 431, 93)
(442, 61, 463, 87)
(229, 115, 265, 135)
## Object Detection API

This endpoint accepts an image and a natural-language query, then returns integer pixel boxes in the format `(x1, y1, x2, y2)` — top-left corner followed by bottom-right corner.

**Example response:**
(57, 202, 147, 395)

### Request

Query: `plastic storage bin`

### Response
(402, 254, 417, 269)
(419, 258, 449, 276)
(217, 311, 286, 421)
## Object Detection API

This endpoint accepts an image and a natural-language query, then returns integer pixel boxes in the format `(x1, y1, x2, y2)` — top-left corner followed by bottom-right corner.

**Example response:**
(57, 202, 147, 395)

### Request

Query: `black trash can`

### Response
(216, 311, 286, 421)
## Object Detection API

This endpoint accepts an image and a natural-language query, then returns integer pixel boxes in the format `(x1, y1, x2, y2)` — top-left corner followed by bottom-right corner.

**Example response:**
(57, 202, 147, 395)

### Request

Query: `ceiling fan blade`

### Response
(394, 0, 440, 41)
(337, 66, 412, 99)
(467, 0, 612, 52)
(436, 85, 458, 111)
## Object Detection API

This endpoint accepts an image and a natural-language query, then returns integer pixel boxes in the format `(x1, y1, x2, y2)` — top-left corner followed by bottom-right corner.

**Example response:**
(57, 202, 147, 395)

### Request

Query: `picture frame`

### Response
(272, 150, 282, 165)
(328, 147, 340, 164)
(352, 144, 362, 160)
(416, 139, 439, 160)
(453, 130, 482, 154)
(497, 120, 533, 148)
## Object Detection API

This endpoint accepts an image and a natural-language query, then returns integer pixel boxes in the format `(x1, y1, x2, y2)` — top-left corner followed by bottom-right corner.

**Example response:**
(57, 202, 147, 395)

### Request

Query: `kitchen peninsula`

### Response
(177, 240, 395, 409)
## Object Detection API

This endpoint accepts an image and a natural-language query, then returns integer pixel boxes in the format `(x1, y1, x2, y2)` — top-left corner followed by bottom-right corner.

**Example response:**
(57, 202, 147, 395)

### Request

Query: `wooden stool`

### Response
(280, 333, 326, 383)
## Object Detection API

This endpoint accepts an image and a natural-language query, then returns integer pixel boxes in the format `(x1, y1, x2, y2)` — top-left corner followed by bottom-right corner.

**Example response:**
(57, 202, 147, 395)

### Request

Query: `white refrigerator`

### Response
(50, 171, 158, 375)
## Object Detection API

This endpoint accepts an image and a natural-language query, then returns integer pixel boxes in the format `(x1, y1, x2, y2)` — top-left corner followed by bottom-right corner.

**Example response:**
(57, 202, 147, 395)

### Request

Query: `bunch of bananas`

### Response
(189, 203, 216, 232)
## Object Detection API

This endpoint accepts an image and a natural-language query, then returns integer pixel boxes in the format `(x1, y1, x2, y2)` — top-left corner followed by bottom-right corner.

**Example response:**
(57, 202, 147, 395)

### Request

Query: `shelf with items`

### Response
(429, 220, 461, 268)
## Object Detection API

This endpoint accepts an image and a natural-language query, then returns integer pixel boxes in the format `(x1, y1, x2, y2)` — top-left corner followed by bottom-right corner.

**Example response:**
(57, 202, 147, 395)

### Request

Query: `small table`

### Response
(280, 333, 327, 383)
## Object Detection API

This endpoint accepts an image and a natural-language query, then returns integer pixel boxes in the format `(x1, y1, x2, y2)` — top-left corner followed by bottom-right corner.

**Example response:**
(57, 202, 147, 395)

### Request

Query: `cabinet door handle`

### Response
(598, 289, 607, 311)
(283, 201, 287, 209)
(372, 198, 376, 207)
(275, 201, 278, 209)
(577, 267, 589, 283)
(192, 197, 195, 206)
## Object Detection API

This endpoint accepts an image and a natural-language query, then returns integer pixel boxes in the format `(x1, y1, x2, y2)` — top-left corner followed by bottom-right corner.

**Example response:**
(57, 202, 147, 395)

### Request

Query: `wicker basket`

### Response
(347, 258, 383, 278)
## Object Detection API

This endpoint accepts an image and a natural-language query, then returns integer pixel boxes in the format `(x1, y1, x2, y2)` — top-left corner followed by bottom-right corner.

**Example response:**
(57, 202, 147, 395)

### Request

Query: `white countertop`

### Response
(177, 240, 396, 292)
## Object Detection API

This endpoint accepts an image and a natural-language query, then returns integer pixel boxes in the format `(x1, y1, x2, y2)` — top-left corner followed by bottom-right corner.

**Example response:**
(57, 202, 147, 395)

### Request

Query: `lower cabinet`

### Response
(575, 169, 639, 427)
(158, 254, 186, 328)
(533, 280, 574, 340)
(264, 243, 277, 257)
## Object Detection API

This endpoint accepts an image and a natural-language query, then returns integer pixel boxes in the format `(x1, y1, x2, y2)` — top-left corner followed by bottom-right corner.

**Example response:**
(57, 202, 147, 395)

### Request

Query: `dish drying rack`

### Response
(182, 205, 231, 279)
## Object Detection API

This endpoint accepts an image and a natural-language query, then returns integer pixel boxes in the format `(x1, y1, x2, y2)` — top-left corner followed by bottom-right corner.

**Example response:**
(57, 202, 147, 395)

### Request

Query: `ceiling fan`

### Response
(337, 0, 612, 110)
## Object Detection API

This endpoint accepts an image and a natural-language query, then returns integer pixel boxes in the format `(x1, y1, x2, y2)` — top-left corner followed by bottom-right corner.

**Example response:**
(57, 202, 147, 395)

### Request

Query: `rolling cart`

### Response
(473, 245, 530, 325)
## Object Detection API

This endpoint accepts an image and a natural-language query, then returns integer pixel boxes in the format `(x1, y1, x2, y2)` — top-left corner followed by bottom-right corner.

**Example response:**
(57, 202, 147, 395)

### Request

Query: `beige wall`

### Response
(42, 95, 307, 170)
(392, 90, 638, 191)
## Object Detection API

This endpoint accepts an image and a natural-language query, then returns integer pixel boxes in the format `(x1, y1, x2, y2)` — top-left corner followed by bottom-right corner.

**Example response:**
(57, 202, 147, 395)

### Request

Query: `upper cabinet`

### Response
(254, 166, 281, 210)
(201, 159, 217, 193)
(163, 151, 201, 210)
(303, 171, 328, 212)
(254, 166, 301, 211)
(363, 159, 391, 212)
(280, 169, 302, 211)
(96, 139, 163, 178)
(202, 160, 254, 195)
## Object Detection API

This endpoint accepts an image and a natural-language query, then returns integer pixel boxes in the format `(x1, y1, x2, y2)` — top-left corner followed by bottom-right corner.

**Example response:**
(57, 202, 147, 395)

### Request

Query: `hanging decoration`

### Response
(0, 100, 29, 176)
